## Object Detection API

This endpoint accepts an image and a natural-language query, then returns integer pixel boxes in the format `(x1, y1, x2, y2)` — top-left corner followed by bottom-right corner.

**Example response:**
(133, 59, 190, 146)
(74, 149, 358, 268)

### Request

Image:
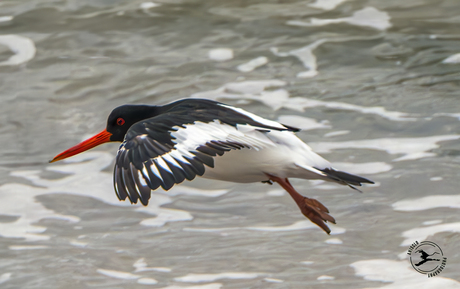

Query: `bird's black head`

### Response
(107, 104, 159, 142)
(50, 104, 160, 163)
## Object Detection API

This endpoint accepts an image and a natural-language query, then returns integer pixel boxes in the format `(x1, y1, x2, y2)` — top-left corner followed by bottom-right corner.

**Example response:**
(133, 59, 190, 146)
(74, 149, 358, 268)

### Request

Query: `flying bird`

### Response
(50, 98, 373, 233)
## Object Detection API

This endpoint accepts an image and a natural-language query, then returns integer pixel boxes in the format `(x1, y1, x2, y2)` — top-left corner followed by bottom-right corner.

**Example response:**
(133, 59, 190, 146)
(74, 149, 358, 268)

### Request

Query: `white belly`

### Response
(201, 148, 282, 182)
(199, 130, 332, 183)
(201, 147, 327, 183)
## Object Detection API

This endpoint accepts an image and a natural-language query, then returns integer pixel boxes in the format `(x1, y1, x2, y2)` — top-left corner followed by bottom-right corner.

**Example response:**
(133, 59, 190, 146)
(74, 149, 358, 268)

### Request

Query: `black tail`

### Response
(316, 168, 374, 192)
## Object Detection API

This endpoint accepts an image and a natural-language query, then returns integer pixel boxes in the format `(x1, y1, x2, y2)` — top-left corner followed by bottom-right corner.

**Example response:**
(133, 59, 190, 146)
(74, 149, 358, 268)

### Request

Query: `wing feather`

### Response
(163, 156, 187, 184)
(154, 158, 176, 190)
(113, 100, 293, 205)
(122, 164, 139, 204)
(130, 163, 151, 205)
(144, 160, 162, 190)
(114, 166, 128, 201)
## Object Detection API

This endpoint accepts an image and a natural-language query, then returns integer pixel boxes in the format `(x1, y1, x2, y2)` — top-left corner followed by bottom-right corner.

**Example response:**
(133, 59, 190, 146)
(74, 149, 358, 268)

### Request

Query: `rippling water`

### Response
(1, 0, 460, 288)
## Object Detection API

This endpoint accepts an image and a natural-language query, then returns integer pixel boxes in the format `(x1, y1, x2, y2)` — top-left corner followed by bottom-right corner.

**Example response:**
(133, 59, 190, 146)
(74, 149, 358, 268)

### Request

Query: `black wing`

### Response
(113, 99, 296, 206)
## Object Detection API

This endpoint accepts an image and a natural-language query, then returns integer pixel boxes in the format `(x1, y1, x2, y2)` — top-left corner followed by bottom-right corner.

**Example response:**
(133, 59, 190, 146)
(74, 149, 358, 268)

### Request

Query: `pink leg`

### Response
(266, 174, 336, 234)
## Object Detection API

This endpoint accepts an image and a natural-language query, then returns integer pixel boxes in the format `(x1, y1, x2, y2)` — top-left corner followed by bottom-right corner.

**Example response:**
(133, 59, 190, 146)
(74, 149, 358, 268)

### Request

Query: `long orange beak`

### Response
(50, 130, 112, 163)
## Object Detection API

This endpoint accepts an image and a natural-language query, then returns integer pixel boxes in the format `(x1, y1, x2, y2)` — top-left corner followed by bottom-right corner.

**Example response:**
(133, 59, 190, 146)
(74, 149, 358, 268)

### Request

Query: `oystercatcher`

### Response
(51, 98, 373, 233)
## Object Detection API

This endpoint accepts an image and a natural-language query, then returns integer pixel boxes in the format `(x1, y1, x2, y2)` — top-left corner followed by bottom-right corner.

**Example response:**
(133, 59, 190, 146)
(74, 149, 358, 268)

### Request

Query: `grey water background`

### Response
(1, 0, 460, 288)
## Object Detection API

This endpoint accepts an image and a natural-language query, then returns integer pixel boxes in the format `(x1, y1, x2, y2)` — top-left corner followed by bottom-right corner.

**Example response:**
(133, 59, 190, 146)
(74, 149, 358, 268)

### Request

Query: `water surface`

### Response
(1, 0, 460, 288)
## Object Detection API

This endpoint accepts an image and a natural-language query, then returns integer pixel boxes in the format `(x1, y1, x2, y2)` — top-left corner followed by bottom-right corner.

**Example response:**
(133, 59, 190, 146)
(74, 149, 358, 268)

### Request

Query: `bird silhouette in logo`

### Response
(414, 249, 440, 266)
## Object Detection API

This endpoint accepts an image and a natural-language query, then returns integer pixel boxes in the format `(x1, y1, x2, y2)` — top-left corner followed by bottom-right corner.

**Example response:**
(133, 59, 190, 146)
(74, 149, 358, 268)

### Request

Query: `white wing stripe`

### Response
(142, 165, 150, 181)
(162, 153, 183, 169)
(138, 170, 148, 187)
(149, 161, 163, 181)
(170, 120, 276, 155)
(156, 157, 173, 174)
(218, 104, 287, 130)
(168, 149, 192, 165)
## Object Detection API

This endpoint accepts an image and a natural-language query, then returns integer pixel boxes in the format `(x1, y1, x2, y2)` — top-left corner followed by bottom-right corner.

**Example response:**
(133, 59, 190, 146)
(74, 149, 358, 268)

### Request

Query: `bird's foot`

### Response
(299, 197, 336, 234)
(264, 174, 335, 234)
(261, 180, 273, 185)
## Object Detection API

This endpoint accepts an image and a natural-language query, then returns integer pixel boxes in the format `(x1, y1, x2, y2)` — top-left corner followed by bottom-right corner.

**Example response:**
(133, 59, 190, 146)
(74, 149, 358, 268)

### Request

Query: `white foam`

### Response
(282, 97, 414, 121)
(69, 240, 88, 248)
(351, 259, 460, 288)
(301, 261, 314, 265)
(317, 275, 335, 280)
(264, 278, 283, 283)
(287, 7, 391, 31)
(175, 272, 262, 282)
(0, 273, 11, 285)
(277, 115, 330, 131)
(140, 2, 160, 9)
(0, 16, 13, 22)
(139, 267, 171, 273)
(133, 258, 172, 273)
(138, 278, 158, 285)
(224, 79, 286, 94)
(433, 112, 460, 121)
(325, 238, 342, 244)
(247, 220, 346, 234)
(185, 221, 344, 235)
(139, 206, 193, 227)
(9, 245, 48, 250)
(266, 189, 285, 196)
(314, 184, 343, 190)
(430, 176, 443, 181)
(271, 40, 326, 78)
(4, 151, 215, 240)
(208, 48, 233, 61)
(193, 79, 411, 121)
(237, 56, 268, 72)
(160, 284, 222, 289)
(311, 135, 460, 162)
(308, 0, 347, 10)
(423, 220, 442, 226)
(133, 258, 148, 270)
(324, 130, 350, 137)
(70, 7, 124, 19)
(393, 195, 460, 211)
(0, 182, 81, 241)
(191, 79, 289, 110)
(182, 227, 237, 233)
(246, 220, 317, 232)
(97, 268, 140, 280)
(0, 35, 36, 66)
(400, 222, 460, 246)
(191, 80, 286, 103)
(442, 53, 460, 64)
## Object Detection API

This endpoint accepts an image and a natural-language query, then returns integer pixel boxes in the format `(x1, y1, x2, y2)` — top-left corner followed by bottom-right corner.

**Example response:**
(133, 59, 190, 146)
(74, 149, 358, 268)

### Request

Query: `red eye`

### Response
(116, 118, 125, 126)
